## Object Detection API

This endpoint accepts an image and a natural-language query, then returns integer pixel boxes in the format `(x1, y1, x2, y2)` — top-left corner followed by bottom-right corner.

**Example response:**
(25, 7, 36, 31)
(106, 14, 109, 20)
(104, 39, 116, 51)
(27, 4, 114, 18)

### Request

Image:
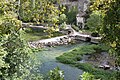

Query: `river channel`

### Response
(35, 42, 90, 80)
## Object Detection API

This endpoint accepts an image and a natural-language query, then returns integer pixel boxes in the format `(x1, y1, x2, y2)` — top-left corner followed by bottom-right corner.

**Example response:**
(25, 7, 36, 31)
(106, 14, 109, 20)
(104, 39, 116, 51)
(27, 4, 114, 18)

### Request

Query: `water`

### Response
(35, 42, 90, 80)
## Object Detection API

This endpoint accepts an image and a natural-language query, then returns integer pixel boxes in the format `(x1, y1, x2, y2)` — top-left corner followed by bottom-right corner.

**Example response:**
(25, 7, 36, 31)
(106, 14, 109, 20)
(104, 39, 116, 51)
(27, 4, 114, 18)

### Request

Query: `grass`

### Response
(20, 28, 64, 42)
(56, 44, 115, 80)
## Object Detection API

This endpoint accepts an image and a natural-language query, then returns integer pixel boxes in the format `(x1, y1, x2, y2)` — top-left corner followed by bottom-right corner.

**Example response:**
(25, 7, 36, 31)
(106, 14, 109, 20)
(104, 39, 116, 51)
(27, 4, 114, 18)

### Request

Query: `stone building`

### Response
(76, 13, 85, 28)
(76, 0, 90, 29)
(60, 0, 90, 29)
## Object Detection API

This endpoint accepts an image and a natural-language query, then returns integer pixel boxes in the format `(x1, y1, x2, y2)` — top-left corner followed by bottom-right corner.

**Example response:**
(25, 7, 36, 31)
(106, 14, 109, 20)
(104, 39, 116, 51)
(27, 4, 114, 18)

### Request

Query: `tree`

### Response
(89, 0, 120, 79)
(17, 0, 65, 37)
(86, 10, 105, 32)
(65, 6, 78, 24)
(18, 0, 61, 25)
(62, 5, 78, 24)
(59, 14, 67, 24)
(0, 1, 41, 79)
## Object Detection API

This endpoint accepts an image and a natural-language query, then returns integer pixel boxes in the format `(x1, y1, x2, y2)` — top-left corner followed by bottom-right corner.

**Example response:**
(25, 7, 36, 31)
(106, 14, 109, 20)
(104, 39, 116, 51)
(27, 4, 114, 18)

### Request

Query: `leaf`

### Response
(110, 41, 116, 48)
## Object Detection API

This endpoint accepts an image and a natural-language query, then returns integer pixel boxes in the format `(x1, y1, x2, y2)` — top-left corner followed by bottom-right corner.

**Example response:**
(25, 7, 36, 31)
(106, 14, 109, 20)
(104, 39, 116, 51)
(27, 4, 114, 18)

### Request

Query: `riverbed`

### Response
(34, 42, 90, 80)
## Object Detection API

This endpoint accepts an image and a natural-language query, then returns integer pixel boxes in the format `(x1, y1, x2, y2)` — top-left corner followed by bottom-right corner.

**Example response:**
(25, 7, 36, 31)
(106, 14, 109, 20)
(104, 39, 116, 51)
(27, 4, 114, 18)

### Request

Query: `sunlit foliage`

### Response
(0, 0, 40, 79)
(89, 0, 120, 79)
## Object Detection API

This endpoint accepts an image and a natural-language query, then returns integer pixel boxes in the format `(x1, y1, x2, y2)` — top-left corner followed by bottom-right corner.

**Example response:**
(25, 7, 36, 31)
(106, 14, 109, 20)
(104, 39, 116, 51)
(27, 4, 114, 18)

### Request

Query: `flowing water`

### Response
(35, 42, 90, 80)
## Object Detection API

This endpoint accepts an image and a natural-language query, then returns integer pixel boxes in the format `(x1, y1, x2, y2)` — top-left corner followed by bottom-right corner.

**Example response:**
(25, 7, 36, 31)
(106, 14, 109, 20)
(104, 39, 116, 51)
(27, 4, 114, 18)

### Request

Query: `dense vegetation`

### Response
(56, 44, 115, 80)
(87, 0, 120, 79)
(0, 2, 31, 80)
(0, 0, 120, 80)
(0, 0, 63, 79)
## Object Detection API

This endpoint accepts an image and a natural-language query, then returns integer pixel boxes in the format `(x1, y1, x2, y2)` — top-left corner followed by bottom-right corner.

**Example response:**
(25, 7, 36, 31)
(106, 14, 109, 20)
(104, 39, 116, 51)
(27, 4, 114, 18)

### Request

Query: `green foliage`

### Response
(75, 63, 115, 80)
(80, 72, 95, 80)
(64, 6, 78, 24)
(59, 14, 67, 24)
(0, 15, 21, 34)
(18, 0, 66, 37)
(59, 22, 67, 30)
(56, 44, 107, 64)
(18, 0, 66, 36)
(19, 0, 61, 24)
(86, 10, 105, 32)
(0, 0, 17, 16)
(0, 15, 34, 79)
(56, 44, 114, 80)
(21, 28, 64, 42)
(47, 67, 64, 80)
(89, 0, 120, 79)
(0, 45, 8, 69)
(0, 1, 43, 79)
(0, 27, 28, 80)
(90, 0, 115, 12)
(0, 3, 23, 78)
(20, 28, 48, 41)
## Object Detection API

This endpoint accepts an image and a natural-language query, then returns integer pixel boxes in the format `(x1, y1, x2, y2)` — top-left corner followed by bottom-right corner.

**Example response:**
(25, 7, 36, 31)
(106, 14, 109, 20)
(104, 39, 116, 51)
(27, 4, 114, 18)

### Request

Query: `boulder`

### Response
(99, 61, 110, 70)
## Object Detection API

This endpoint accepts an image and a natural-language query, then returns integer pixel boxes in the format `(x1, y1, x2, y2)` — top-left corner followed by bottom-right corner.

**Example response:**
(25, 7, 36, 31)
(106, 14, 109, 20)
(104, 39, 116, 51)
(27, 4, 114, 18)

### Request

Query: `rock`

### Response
(28, 35, 75, 48)
(99, 61, 110, 70)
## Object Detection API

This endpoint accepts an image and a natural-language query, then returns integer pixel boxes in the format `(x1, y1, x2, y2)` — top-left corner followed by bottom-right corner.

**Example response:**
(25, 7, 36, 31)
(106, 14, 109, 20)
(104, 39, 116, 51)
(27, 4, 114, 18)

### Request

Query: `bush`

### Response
(59, 14, 67, 24)
(47, 67, 64, 80)
(80, 72, 95, 80)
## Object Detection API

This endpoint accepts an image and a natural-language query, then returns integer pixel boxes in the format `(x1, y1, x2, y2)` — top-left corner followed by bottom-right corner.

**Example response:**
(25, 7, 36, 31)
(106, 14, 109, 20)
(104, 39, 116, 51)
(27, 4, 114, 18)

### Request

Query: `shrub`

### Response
(47, 67, 64, 80)
(80, 72, 95, 80)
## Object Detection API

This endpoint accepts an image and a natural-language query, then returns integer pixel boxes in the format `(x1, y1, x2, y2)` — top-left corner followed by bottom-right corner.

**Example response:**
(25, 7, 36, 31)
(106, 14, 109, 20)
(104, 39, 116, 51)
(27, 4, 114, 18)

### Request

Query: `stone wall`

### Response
(28, 36, 75, 48)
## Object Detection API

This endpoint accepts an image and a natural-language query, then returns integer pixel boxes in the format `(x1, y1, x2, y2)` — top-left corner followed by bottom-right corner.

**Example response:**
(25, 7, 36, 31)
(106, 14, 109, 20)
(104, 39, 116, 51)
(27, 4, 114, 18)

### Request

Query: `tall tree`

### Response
(89, 0, 120, 79)
(0, 1, 40, 79)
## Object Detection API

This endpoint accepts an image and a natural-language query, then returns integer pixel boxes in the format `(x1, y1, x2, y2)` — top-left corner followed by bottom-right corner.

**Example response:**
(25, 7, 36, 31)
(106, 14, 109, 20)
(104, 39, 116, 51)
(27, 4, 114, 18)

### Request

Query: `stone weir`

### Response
(28, 35, 75, 48)
(28, 34, 101, 48)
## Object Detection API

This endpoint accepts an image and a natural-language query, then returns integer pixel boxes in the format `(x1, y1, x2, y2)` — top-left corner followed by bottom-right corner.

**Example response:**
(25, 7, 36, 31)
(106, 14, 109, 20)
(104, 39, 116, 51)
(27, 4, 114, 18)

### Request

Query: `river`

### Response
(35, 42, 90, 80)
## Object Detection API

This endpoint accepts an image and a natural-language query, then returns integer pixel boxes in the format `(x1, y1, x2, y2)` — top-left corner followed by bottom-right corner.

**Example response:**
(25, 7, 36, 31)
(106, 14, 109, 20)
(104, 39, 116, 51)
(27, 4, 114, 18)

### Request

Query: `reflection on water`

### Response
(35, 42, 90, 80)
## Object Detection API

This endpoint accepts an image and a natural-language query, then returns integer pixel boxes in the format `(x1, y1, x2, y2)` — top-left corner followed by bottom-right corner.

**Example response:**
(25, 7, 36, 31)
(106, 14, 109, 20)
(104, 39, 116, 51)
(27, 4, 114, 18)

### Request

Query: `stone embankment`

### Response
(28, 34, 101, 48)
(28, 35, 75, 48)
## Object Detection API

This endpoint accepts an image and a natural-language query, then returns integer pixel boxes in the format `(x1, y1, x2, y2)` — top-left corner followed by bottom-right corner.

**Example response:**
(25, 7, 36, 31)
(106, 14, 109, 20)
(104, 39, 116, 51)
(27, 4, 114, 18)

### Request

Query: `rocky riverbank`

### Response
(28, 35, 75, 48)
